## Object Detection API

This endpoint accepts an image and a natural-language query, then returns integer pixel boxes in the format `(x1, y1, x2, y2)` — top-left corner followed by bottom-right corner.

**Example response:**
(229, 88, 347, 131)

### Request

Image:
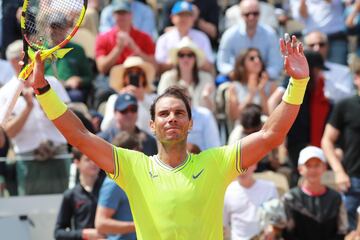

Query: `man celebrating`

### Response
(28, 34, 309, 239)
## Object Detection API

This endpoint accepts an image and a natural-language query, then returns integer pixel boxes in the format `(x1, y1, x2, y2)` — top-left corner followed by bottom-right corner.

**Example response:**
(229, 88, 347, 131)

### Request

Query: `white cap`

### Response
(298, 146, 326, 166)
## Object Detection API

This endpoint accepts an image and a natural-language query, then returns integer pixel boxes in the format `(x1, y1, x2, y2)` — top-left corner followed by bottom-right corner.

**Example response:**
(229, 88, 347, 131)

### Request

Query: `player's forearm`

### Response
(96, 219, 135, 235)
(4, 107, 32, 138)
(261, 77, 308, 147)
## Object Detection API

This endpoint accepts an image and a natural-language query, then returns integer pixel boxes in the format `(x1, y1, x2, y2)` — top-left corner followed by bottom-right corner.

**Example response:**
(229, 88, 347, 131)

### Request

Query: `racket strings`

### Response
(24, 0, 84, 49)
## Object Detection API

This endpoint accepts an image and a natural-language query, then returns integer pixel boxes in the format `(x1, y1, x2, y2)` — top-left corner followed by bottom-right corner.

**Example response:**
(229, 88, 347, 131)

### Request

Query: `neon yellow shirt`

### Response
(108, 142, 245, 240)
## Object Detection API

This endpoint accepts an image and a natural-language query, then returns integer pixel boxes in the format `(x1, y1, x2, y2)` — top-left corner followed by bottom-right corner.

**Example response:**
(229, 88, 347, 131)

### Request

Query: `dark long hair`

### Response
(230, 48, 266, 84)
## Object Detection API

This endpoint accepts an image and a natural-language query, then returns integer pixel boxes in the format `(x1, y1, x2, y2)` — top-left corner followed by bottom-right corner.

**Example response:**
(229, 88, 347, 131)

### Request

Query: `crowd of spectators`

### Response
(1, 0, 360, 239)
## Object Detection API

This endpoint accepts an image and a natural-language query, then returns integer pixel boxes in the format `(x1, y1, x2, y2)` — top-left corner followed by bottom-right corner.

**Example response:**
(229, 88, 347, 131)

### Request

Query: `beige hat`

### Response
(169, 37, 205, 67)
(109, 56, 156, 92)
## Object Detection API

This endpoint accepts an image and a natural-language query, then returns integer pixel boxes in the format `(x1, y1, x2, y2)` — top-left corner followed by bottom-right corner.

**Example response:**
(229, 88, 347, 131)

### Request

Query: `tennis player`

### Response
(29, 35, 309, 239)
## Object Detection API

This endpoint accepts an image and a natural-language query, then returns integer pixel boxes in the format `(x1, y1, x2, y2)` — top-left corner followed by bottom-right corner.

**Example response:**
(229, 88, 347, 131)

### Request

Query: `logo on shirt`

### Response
(149, 171, 159, 179)
(192, 169, 204, 179)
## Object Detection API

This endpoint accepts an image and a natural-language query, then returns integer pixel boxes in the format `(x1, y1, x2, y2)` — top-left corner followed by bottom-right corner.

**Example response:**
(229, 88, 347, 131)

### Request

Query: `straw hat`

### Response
(169, 37, 205, 67)
(109, 56, 156, 92)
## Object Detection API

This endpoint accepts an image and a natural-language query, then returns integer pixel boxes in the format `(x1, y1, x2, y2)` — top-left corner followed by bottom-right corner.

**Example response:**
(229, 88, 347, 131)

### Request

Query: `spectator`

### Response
(95, 0, 155, 74)
(321, 59, 360, 230)
(95, 132, 139, 240)
(54, 148, 105, 240)
(99, 0, 157, 39)
(217, 0, 282, 81)
(282, 146, 348, 239)
(225, 48, 277, 123)
(97, 92, 157, 156)
(289, 0, 348, 65)
(101, 56, 157, 134)
(155, 1, 214, 74)
(3, 40, 71, 195)
(44, 13, 94, 103)
(223, 163, 278, 239)
(157, 37, 215, 111)
(304, 31, 354, 103)
(94, 0, 155, 107)
(160, 0, 220, 49)
(223, 0, 279, 31)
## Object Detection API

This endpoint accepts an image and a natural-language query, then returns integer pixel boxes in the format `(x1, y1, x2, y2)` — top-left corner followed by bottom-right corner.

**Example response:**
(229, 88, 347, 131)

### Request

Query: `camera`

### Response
(128, 72, 140, 87)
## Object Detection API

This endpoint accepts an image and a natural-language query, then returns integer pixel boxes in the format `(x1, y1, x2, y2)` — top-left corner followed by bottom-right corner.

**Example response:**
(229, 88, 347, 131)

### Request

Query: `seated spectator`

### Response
(3, 40, 71, 195)
(101, 56, 157, 134)
(157, 37, 215, 111)
(44, 13, 94, 103)
(155, 1, 214, 74)
(94, 0, 155, 108)
(225, 48, 277, 123)
(290, 0, 347, 65)
(224, 0, 279, 31)
(97, 92, 157, 156)
(303, 31, 354, 103)
(54, 148, 104, 240)
(95, 132, 140, 240)
(217, 0, 282, 81)
(223, 163, 278, 239)
(281, 146, 348, 239)
(99, 0, 157, 39)
(159, 0, 220, 49)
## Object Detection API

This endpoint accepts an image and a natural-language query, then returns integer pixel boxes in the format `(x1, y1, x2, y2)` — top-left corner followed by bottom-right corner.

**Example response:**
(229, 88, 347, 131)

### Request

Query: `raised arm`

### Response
(240, 35, 309, 169)
(31, 52, 114, 174)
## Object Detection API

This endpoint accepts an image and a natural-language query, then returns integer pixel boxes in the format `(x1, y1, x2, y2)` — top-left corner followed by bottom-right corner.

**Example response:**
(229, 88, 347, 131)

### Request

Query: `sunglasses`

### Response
(178, 52, 195, 58)
(119, 105, 138, 114)
(308, 42, 327, 48)
(247, 55, 261, 62)
(242, 11, 260, 18)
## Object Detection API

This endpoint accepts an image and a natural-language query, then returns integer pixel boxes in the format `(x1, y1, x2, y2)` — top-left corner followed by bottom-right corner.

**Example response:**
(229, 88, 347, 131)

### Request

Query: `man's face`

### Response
(113, 11, 132, 29)
(115, 104, 138, 131)
(150, 96, 192, 144)
(171, 12, 195, 31)
(305, 33, 328, 60)
(240, 1, 260, 30)
(76, 155, 100, 177)
(298, 158, 326, 184)
(50, 25, 68, 46)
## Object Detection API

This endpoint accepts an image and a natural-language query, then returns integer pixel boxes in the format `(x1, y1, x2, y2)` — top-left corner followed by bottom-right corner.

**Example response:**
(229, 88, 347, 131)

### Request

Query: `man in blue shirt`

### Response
(217, 0, 282, 81)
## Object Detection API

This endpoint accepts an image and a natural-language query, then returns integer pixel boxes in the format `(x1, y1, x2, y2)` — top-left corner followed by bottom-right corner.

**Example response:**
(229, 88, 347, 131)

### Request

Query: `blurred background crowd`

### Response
(1, 0, 360, 239)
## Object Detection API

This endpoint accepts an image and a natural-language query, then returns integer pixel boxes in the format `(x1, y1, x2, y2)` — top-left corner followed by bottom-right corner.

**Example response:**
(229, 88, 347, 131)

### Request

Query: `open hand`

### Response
(280, 34, 309, 79)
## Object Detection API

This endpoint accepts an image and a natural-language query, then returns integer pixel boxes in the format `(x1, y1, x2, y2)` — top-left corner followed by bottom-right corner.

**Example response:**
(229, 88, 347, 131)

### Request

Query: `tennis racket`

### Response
(0, 0, 87, 125)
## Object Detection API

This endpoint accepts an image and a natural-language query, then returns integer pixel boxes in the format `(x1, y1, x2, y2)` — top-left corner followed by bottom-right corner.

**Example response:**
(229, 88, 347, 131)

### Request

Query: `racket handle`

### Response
(0, 78, 25, 125)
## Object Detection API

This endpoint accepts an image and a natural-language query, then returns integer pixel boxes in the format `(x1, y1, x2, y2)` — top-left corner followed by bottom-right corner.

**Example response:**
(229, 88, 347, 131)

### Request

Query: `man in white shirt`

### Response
(304, 31, 354, 103)
(223, 164, 278, 240)
(155, 1, 214, 74)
